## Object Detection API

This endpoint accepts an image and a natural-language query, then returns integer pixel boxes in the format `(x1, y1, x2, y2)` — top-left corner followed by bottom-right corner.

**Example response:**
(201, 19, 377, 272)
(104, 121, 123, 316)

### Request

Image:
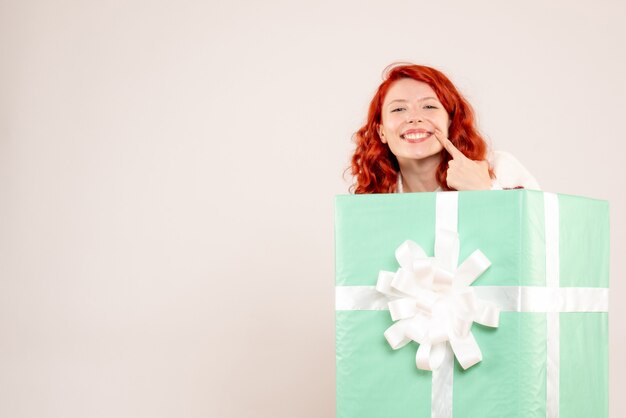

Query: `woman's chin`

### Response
(397, 149, 442, 162)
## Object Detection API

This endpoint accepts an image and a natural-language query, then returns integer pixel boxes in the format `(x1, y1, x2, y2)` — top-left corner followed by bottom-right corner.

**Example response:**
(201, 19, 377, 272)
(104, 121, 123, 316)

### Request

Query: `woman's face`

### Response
(378, 78, 450, 162)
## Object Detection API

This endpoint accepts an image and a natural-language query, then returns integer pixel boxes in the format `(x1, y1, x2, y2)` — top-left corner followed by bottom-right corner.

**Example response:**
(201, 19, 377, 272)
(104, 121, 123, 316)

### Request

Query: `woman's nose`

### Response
(406, 110, 423, 123)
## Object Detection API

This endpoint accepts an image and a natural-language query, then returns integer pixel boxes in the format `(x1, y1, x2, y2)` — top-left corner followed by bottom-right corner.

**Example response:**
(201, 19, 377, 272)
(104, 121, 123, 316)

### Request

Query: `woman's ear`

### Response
(378, 125, 387, 144)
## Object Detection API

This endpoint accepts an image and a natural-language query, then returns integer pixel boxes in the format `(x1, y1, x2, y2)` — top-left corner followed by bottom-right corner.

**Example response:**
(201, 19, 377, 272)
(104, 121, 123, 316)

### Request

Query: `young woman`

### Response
(351, 64, 540, 193)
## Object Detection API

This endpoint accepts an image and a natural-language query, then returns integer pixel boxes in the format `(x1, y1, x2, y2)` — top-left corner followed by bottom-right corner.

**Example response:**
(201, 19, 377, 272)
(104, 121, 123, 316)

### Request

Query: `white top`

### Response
(488, 150, 541, 190)
(396, 150, 541, 192)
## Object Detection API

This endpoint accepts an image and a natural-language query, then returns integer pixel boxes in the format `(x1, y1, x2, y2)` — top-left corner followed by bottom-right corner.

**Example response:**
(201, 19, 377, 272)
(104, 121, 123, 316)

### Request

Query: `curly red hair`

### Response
(350, 64, 490, 193)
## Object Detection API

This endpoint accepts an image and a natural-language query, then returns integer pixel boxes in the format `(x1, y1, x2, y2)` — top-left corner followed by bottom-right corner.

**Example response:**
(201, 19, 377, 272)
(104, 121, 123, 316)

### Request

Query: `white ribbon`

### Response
(544, 192, 560, 418)
(376, 237, 499, 371)
(336, 286, 609, 313)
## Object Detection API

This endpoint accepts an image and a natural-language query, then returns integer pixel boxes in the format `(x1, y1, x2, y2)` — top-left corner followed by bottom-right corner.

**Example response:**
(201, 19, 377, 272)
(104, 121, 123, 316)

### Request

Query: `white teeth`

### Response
(403, 132, 430, 140)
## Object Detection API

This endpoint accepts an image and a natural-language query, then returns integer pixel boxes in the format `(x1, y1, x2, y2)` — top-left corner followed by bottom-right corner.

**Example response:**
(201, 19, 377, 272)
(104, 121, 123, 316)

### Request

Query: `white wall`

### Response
(1, 0, 624, 417)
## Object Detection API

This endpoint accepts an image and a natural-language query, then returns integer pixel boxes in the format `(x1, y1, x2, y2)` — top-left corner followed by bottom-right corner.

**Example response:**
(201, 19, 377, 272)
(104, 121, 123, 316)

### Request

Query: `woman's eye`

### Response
(391, 107, 405, 113)
(424, 105, 438, 109)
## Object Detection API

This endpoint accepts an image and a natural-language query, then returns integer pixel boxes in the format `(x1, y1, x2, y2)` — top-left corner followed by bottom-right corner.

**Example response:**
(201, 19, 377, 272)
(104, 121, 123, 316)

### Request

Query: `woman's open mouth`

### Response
(401, 131, 432, 143)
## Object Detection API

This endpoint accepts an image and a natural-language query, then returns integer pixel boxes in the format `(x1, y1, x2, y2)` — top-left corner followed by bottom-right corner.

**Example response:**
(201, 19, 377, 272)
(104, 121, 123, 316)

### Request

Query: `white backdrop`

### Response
(1, 0, 625, 417)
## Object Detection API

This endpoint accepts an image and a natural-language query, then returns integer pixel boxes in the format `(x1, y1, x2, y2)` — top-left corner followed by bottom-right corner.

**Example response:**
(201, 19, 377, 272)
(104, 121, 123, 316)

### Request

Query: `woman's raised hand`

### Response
(433, 128, 493, 191)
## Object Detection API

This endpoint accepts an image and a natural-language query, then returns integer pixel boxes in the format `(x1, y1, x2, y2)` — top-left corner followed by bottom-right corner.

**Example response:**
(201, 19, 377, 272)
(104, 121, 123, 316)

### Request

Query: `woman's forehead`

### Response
(384, 78, 438, 103)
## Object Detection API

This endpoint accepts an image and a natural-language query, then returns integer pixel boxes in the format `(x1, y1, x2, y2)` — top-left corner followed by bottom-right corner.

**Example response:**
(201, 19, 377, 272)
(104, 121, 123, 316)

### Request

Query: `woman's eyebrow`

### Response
(387, 96, 439, 105)
(387, 99, 408, 105)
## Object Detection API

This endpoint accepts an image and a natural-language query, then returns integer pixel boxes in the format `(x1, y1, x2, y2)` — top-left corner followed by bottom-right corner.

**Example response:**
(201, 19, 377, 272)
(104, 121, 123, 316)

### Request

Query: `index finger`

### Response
(433, 128, 465, 159)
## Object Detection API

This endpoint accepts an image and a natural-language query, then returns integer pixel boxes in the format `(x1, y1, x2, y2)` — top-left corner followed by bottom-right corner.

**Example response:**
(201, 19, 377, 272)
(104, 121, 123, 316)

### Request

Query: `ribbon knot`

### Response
(376, 231, 500, 371)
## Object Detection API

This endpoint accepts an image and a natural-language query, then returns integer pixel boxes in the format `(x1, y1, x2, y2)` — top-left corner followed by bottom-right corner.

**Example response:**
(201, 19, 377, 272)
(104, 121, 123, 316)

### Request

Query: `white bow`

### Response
(376, 231, 500, 371)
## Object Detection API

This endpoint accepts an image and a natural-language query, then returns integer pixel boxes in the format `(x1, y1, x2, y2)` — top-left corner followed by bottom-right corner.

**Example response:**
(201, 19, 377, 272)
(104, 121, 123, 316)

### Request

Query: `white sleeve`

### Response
(489, 150, 541, 190)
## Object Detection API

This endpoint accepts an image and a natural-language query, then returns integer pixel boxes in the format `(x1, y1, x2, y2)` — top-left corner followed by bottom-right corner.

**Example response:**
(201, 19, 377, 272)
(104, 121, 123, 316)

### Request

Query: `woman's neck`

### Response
(397, 153, 442, 193)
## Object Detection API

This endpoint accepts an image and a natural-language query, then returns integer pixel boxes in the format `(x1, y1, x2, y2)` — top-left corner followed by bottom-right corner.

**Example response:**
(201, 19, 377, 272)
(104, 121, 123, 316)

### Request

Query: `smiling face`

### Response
(378, 78, 450, 163)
